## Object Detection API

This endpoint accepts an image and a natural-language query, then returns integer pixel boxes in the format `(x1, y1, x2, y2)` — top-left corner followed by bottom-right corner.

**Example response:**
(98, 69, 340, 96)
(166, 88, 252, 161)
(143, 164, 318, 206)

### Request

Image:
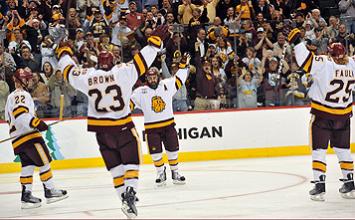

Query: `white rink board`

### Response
(0, 107, 354, 163)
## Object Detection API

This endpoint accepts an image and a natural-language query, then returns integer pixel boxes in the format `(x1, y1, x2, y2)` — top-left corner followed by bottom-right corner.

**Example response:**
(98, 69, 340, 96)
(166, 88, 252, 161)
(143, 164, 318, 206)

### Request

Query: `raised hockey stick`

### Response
(0, 95, 65, 144)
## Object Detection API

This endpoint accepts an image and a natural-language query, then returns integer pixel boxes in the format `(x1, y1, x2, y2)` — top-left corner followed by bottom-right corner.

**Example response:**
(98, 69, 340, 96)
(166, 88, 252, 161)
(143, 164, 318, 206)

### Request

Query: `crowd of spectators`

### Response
(0, 0, 354, 119)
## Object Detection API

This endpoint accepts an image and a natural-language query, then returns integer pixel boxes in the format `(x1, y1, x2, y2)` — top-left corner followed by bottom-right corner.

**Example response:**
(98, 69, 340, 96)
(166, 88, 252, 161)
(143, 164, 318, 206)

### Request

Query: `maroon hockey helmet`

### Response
(328, 42, 346, 59)
(13, 67, 33, 89)
(14, 68, 33, 81)
(98, 51, 114, 70)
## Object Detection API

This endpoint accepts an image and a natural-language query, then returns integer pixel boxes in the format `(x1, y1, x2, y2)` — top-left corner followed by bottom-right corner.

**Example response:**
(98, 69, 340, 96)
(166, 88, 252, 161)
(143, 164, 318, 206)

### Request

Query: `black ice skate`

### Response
(155, 166, 167, 187)
(121, 187, 138, 219)
(44, 184, 68, 204)
(21, 185, 42, 209)
(339, 173, 355, 199)
(309, 175, 325, 201)
(172, 170, 186, 185)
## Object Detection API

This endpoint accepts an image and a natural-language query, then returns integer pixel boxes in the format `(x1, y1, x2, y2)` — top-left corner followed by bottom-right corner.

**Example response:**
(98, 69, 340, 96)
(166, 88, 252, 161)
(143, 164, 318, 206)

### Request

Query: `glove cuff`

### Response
(147, 36, 162, 48)
(30, 117, 41, 128)
(288, 28, 301, 45)
(56, 46, 74, 59)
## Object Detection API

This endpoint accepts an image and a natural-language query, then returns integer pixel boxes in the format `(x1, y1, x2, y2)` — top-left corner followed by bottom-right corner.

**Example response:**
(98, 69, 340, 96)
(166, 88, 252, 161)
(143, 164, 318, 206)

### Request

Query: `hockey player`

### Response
(4, 68, 68, 209)
(130, 53, 190, 186)
(288, 28, 355, 201)
(57, 25, 169, 218)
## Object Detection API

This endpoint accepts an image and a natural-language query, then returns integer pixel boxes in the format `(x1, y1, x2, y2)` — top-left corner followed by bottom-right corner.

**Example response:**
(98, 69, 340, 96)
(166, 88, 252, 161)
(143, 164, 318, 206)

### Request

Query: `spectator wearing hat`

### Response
(88, 7, 109, 40)
(126, 1, 143, 31)
(194, 56, 219, 110)
(254, 27, 274, 59)
(25, 18, 48, 54)
(74, 28, 85, 51)
(111, 14, 133, 47)
(49, 12, 66, 44)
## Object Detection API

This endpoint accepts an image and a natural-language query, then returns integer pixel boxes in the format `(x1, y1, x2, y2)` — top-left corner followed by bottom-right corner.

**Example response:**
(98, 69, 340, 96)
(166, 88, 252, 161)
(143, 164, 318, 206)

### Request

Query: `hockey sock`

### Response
(166, 150, 179, 171)
(312, 149, 327, 181)
(151, 153, 165, 173)
(333, 147, 354, 179)
(123, 164, 139, 191)
(20, 165, 35, 192)
(110, 165, 125, 198)
(39, 164, 54, 189)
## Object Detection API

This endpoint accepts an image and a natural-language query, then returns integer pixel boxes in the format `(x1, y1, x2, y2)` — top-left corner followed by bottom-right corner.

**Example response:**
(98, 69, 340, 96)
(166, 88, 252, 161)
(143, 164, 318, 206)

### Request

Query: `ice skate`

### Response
(44, 184, 68, 204)
(172, 170, 186, 185)
(21, 186, 42, 209)
(339, 173, 355, 199)
(156, 166, 167, 187)
(121, 186, 138, 219)
(309, 175, 325, 201)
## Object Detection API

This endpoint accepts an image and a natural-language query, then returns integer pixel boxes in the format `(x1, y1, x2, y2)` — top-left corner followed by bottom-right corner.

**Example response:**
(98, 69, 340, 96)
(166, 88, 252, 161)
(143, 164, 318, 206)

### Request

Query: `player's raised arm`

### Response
(124, 25, 169, 83)
(173, 53, 191, 91)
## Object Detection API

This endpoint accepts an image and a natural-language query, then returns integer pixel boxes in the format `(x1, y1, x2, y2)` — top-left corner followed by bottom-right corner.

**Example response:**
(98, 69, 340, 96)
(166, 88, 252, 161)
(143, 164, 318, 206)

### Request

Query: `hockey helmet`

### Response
(146, 67, 160, 89)
(328, 42, 346, 59)
(13, 67, 33, 88)
(98, 51, 114, 71)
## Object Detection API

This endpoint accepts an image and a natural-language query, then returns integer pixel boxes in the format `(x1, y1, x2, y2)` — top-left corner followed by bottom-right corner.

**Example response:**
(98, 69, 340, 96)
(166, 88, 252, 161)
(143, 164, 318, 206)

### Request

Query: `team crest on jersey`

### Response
(151, 96, 166, 113)
(72, 68, 87, 76)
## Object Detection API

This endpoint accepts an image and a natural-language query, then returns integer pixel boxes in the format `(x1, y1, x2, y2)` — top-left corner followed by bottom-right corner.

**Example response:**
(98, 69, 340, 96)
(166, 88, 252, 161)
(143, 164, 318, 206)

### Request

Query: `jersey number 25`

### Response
(325, 80, 355, 103)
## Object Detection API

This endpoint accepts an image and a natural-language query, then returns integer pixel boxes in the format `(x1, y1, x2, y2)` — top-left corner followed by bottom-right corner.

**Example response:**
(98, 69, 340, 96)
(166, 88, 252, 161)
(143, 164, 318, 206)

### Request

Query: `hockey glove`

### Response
(30, 117, 49, 132)
(288, 28, 301, 45)
(179, 53, 191, 69)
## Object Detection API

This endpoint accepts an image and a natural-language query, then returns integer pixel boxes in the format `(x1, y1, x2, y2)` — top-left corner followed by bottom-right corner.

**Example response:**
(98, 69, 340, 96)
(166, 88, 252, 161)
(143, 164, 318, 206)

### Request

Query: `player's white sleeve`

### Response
(171, 67, 189, 94)
(130, 88, 142, 110)
(58, 54, 88, 94)
(117, 45, 162, 87)
(294, 42, 327, 76)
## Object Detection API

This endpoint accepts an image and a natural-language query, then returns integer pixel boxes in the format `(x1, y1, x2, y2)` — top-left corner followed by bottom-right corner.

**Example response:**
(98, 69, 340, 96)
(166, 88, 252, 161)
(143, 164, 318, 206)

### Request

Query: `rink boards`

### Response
(0, 106, 354, 173)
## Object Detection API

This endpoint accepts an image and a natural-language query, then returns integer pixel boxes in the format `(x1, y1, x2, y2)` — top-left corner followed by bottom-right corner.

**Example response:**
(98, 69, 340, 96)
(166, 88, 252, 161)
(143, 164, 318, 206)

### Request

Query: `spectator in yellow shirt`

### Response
(235, 0, 253, 20)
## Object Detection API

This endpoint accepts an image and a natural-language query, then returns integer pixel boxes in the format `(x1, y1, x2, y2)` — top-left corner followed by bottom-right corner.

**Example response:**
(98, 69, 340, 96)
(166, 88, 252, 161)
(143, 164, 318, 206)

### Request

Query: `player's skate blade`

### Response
(310, 193, 325, 201)
(21, 201, 41, 209)
(122, 203, 137, 219)
(339, 173, 355, 199)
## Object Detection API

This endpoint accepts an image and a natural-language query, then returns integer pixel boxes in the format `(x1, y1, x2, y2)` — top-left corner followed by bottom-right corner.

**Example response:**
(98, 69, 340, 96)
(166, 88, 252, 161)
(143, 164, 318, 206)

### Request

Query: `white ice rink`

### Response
(1, 155, 355, 219)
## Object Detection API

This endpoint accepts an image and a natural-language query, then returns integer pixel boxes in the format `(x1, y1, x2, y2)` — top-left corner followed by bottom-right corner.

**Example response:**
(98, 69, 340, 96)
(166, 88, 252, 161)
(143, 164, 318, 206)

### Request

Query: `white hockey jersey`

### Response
(5, 89, 43, 153)
(294, 42, 355, 119)
(131, 68, 189, 130)
(58, 45, 161, 132)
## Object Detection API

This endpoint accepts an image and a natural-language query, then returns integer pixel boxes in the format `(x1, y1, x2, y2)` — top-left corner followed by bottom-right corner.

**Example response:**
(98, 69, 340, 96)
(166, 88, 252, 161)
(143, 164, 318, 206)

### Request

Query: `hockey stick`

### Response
(0, 95, 65, 144)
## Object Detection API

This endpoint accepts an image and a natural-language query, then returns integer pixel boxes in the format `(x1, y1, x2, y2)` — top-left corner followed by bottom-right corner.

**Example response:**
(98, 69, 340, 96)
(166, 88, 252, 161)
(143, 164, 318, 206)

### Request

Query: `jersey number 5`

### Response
(88, 85, 125, 112)
(325, 80, 355, 103)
